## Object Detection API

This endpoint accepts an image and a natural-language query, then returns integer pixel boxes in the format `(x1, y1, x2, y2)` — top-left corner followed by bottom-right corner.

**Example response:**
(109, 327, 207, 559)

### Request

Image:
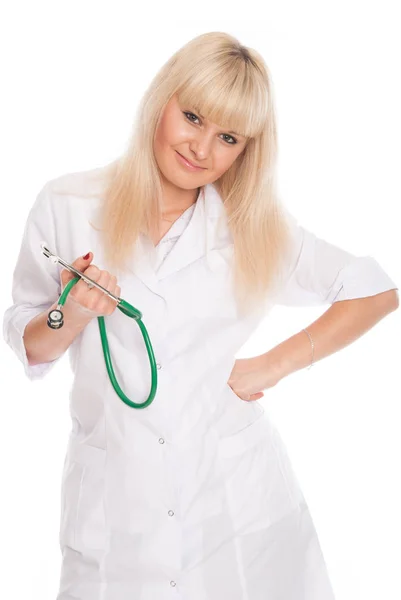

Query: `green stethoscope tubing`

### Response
(58, 277, 158, 409)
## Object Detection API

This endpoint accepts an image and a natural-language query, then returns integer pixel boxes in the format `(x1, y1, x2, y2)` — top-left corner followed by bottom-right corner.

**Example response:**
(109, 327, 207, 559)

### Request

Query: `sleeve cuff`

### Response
(326, 256, 399, 303)
(5, 308, 61, 381)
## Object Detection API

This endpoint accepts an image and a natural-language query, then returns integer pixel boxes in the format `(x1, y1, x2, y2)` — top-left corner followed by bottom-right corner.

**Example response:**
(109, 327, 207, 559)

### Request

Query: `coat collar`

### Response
(128, 183, 233, 293)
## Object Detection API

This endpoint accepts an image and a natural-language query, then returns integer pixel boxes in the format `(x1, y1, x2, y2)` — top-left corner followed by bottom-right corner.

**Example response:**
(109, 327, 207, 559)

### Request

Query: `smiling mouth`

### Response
(175, 151, 206, 170)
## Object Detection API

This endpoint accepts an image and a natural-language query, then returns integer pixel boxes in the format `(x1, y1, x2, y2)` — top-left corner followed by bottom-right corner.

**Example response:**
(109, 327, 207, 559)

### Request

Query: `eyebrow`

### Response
(194, 109, 243, 138)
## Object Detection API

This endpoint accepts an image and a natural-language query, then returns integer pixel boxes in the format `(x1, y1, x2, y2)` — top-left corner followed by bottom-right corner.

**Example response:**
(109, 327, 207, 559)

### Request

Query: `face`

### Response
(153, 93, 248, 194)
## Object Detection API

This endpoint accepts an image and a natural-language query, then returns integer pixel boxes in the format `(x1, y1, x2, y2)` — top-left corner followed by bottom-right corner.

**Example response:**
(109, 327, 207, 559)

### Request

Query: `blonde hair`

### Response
(96, 31, 293, 314)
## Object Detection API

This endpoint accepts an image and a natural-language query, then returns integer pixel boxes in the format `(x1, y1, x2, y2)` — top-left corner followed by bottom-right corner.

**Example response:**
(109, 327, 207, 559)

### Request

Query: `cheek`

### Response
(154, 119, 170, 149)
(154, 123, 178, 168)
(212, 152, 239, 177)
(159, 114, 188, 148)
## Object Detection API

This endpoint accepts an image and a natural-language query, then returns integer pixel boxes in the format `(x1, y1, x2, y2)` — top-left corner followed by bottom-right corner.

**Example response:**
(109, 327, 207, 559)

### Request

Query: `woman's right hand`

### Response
(60, 252, 121, 318)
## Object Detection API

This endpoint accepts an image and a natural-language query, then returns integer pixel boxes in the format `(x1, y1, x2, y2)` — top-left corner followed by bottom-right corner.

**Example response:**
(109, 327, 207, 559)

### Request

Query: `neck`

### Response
(160, 179, 201, 213)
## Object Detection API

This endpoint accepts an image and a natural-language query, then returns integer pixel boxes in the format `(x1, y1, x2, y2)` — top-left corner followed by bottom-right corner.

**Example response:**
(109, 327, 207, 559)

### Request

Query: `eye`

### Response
(221, 133, 237, 145)
(183, 111, 200, 125)
(183, 111, 238, 145)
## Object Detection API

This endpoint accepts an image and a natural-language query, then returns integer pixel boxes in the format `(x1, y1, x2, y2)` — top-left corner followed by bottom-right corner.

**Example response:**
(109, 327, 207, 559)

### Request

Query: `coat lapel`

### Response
(129, 183, 233, 294)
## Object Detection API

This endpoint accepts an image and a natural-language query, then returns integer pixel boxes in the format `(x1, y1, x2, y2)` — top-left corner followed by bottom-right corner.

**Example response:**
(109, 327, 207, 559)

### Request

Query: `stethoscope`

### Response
(40, 243, 158, 409)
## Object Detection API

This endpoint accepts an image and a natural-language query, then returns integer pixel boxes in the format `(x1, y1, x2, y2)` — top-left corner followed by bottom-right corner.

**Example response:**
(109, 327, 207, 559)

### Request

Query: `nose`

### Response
(188, 131, 215, 162)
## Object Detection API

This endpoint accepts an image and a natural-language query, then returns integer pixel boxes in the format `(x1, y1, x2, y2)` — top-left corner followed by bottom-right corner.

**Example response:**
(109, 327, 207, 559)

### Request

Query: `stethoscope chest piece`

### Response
(47, 308, 64, 329)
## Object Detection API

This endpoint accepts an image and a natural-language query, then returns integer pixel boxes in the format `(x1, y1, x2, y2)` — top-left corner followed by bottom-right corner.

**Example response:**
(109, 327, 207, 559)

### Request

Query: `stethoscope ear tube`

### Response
(41, 242, 122, 304)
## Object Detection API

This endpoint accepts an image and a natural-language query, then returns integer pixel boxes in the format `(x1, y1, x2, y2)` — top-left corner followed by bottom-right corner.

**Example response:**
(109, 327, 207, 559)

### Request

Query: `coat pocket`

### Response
(59, 443, 107, 552)
(217, 414, 305, 531)
(218, 413, 271, 457)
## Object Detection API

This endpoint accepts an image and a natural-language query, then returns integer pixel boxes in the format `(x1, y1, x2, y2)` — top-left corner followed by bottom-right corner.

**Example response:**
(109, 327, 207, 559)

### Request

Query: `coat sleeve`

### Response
(2, 180, 64, 380)
(274, 213, 398, 306)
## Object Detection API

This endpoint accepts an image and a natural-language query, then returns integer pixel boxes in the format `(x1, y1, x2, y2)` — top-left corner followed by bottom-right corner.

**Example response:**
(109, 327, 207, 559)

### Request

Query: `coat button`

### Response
(168, 510, 174, 516)
(158, 438, 165, 444)
(170, 580, 176, 587)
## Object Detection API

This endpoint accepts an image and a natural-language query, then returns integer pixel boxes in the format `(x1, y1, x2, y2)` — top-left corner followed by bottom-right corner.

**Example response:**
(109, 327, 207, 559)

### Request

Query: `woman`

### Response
(3, 31, 398, 600)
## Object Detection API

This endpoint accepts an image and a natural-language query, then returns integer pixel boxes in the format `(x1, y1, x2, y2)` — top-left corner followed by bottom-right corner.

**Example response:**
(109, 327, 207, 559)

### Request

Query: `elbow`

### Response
(374, 288, 399, 313)
(388, 288, 399, 311)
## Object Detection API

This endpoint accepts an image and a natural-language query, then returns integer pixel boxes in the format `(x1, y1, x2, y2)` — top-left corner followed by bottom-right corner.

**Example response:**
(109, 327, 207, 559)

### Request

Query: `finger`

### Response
(86, 271, 111, 307)
(99, 275, 120, 314)
(68, 265, 101, 299)
(108, 276, 120, 302)
(81, 264, 101, 283)
(95, 275, 119, 312)
(108, 274, 117, 292)
(61, 252, 94, 285)
(247, 392, 264, 402)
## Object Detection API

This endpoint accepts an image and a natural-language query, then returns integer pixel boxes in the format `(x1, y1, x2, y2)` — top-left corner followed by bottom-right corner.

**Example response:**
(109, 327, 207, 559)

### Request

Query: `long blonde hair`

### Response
(96, 32, 293, 314)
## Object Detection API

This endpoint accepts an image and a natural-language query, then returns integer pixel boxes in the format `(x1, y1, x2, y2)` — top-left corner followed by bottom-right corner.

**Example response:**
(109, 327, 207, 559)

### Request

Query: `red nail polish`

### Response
(83, 252, 90, 260)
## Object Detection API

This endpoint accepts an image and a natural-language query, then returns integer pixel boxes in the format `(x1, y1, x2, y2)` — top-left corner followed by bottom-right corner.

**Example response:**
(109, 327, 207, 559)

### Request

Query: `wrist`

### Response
(257, 347, 290, 384)
(52, 297, 96, 328)
(261, 329, 315, 382)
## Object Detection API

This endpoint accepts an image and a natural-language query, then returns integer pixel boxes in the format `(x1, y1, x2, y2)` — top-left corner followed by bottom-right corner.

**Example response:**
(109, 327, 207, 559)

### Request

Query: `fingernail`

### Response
(83, 252, 90, 260)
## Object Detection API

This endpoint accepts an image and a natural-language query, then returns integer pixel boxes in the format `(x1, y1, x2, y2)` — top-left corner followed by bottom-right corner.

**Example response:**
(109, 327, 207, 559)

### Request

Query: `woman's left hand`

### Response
(227, 355, 284, 402)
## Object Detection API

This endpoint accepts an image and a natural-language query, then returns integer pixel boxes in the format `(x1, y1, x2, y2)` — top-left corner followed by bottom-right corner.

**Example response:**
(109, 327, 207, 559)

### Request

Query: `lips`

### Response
(176, 151, 205, 169)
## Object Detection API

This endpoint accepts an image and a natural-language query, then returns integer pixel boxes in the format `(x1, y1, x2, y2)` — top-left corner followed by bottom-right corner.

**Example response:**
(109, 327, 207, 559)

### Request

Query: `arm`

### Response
(270, 215, 399, 379)
(228, 216, 399, 401)
(2, 180, 87, 380)
(262, 289, 399, 381)
(24, 297, 94, 366)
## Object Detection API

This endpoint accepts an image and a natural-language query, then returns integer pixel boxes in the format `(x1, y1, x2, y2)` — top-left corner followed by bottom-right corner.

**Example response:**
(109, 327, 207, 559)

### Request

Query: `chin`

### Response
(162, 173, 195, 191)
(169, 168, 206, 188)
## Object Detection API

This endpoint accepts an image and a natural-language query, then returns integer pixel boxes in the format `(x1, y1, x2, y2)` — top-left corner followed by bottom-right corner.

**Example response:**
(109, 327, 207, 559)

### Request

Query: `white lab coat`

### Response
(3, 166, 398, 600)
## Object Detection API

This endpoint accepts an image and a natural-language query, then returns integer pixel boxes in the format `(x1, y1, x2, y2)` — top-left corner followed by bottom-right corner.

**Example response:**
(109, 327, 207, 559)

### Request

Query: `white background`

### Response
(1, 1, 400, 599)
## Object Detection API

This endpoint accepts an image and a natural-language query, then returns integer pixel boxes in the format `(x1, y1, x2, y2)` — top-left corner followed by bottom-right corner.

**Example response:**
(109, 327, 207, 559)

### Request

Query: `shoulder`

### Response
(29, 164, 115, 235)
(45, 163, 113, 200)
